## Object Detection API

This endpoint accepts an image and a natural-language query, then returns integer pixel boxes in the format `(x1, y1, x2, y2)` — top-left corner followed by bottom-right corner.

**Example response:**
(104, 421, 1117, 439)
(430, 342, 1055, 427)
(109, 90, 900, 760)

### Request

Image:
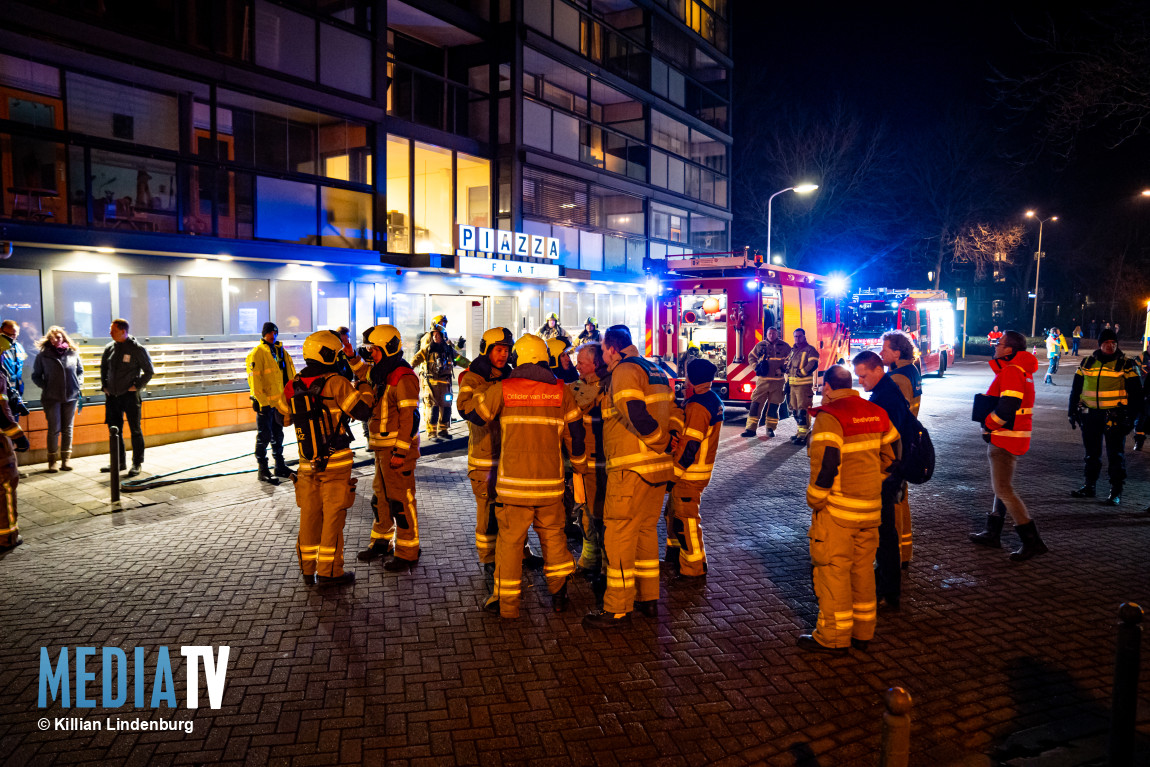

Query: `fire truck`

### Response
(847, 288, 956, 376)
(645, 253, 851, 405)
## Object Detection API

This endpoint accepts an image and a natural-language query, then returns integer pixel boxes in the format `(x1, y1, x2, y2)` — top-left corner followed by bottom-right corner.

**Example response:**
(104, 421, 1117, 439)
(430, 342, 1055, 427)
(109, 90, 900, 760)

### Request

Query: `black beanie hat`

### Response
(687, 358, 717, 385)
(1098, 328, 1118, 345)
(262, 322, 279, 336)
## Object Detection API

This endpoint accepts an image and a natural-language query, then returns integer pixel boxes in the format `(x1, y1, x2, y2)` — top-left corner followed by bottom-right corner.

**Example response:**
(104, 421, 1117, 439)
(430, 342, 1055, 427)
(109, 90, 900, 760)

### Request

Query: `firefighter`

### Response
(411, 326, 469, 441)
(786, 328, 820, 446)
(538, 312, 572, 344)
(246, 322, 296, 485)
(354, 325, 424, 570)
(800, 365, 899, 655)
(1068, 328, 1142, 506)
(880, 330, 921, 567)
(1133, 340, 1150, 451)
(585, 325, 677, 628)
(458, 327, 544, 585)
(570, 342, 610, 585)
(1, 371, 29, 550)
(468, 334, 586, 618)
(277, 330, 374, 586)
(578, 317, 601, 344)
(548, 337, 579, 383)
(741, 326, 791, 438)
(666, 358, 723, 579)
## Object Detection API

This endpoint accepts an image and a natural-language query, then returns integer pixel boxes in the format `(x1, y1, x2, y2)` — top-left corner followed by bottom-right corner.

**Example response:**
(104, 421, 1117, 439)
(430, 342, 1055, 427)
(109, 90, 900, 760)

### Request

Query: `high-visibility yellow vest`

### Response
(1075, 354, 1138, 410)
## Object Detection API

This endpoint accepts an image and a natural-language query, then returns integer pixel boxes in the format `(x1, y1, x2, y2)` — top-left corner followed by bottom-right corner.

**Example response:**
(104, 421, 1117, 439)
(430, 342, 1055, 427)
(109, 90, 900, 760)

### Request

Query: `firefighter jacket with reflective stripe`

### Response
(749, 339, 791, 379)
(246, 340, 296, 408)
(786, 342, 819, 387)
(411, 335, 468, 384)
(806, 388, 898, 528)
(603, 347, 676, 482)
(472, 364, 586, 505)
(674, 382, 723, 485)
(457, 356, 508, 478)
(277, 370, 374, 473)
(984, 350, 1038, 456)
(889, 358, 922, 417)
(368, 363, 421, 458)
(570, 370, 610, 471)
(1070, 351, 1142, 413)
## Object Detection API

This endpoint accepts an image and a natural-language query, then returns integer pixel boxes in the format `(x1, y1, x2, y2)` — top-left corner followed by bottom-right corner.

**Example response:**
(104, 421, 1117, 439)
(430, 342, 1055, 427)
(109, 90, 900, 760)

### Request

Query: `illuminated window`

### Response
(386, 135, 410, 253)
(456, 153, 491, 228)
(413, 142, 453, 253)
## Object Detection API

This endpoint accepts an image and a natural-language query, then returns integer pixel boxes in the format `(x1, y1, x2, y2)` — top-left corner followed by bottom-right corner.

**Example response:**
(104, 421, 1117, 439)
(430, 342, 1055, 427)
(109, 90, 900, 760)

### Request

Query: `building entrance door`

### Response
(430, 294, 486, 360)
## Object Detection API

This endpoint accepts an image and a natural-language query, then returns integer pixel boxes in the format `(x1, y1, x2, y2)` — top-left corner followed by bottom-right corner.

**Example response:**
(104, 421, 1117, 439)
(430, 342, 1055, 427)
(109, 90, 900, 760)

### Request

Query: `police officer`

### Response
(880, 330, 921, 566)
(666, 358, 723, 580)
(585, 325, 676, 627)
(246, 322, 296, 485)
(1069, 328, 1142, 506)
(538, 312, 572, 343)
(468, 334, 586, 618)
(570, 342, 610, 585)
(277, 330, 374, 586)
(412, 325, 468, 441)
(355, 325, 424, 571)
(786, 328, 820, 446)
(742, 326, 790, 438)
(0, 371, 30, 550)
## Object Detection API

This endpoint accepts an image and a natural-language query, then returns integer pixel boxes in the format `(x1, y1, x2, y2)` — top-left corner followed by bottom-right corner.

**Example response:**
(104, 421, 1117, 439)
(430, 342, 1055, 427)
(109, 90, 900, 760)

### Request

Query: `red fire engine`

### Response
(645, 253, 851, 404)
(847, 288, 956, 376)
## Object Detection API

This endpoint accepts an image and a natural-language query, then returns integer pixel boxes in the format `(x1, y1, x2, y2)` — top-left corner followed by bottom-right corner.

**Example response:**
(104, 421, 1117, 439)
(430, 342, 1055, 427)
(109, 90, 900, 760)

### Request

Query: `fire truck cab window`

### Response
(679, 291, 726, 371)
(901, 308, 916, 334)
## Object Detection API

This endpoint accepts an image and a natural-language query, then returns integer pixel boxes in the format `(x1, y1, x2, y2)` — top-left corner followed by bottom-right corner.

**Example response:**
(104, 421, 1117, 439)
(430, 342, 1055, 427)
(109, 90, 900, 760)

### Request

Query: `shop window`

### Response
(0, 54, 61, 98)
(386, 135, 410, 253)
(579, 230, 603, 271)
(228, 278, 270, 335)
(0, 267, 44, 398)
(275, 280, 313, 334)
(321, 187, 373, 248)
(518, 288, 540, 335)
(456, 153, 491, 228)
(65, 73, 179, 150)
(317, 282, 349, 334)
(2, 135, 67, 224)
(255, 0, 317, 81)
(81, 149, 179, 233)
(320, 23, 371, 97)
(118, 274, 171, 337)
(53, 271, 112, 341)
(626, 294, 643, 342)
(391, 293, 425, 359)
(626, 238, 645, 272)
(255, 176, 318, 244)
(176, 276, 223, 336)
(491, 296, 516, 333)
(413, 142, 452, 253)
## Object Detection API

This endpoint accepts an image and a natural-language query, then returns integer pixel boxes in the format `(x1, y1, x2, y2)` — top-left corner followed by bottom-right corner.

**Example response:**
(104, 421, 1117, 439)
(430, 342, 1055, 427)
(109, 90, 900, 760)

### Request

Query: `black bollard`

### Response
(109, 426, 121, 503)
(1108, 602, 1143, 766)
(880, 687, 912, 767)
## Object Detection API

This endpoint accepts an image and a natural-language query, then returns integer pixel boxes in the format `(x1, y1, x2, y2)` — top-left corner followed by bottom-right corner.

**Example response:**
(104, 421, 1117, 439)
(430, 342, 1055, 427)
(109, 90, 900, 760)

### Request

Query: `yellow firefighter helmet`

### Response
(302, 330, 345, 366)
(545, 312, 559, 322)
(479, 327, 514, 354)
(546, 337, 571, 368)
(431, 314, 447, 330)
(365, 324, 403, 357)
(513, 334, 549, 366)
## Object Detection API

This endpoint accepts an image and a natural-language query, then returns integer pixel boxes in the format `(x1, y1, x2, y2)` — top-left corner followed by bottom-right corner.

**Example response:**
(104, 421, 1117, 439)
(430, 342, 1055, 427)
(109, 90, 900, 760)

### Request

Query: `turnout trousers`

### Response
(746, 378, 785, 432)
(664, 481, 708, 576)
(371, 455, 420, 560)
(471, 471, 538, 567)
(809, 509, 879, 649)
(578, 470, 607, 571)
(0, 441, 17, 547)
(295, 465, 356, 577)
(603, 470, 667, 614)
(790, 385, 814, 436)
(490, 501, 574, 618)
(423, 381, 452, 437)
(895, 483, 912, 563)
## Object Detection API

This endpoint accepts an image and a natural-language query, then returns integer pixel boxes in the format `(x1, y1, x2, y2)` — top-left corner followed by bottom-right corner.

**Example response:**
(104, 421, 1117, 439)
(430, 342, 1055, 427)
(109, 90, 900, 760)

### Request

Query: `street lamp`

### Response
(767, 184, 818, 271)
(1025, 210, 1058, 337)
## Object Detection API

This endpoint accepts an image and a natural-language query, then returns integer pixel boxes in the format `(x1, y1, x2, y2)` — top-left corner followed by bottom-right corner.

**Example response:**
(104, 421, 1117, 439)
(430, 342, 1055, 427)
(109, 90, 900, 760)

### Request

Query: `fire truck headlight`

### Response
(745, 279, 760, 291)
(645, 276, 658, 296)
(825, 274, 849, 297)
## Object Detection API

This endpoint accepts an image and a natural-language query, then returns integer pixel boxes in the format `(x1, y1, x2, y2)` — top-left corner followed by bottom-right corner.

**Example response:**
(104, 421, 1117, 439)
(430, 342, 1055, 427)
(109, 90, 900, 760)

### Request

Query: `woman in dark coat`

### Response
(31, 326, 83, 472)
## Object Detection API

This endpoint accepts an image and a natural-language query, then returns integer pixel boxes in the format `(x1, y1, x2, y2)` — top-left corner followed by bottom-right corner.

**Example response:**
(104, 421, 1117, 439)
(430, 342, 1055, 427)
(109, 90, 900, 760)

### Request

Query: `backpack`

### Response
(289, 375, 351, 470)
(897, 415, 935, 485)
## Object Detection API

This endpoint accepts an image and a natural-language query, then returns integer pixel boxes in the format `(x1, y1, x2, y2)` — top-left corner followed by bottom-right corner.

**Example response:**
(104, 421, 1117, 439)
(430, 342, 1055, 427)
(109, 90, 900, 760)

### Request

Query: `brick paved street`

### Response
(1, 358, 1148, 766)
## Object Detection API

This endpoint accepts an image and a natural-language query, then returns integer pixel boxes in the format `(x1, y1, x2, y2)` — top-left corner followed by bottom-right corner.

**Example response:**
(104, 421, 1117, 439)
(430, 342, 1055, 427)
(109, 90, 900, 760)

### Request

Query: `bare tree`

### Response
(952, 223, 1026, 281)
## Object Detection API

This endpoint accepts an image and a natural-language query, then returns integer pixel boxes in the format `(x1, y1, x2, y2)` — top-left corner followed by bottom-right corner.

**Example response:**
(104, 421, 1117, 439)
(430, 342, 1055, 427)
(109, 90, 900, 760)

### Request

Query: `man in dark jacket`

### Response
(853, 351, 911, 609)
(100, 318, 154, 477)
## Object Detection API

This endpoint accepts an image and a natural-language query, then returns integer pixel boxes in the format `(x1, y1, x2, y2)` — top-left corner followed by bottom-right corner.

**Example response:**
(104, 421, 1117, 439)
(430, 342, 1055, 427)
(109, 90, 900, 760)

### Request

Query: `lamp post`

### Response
(1026, 210, 1058, 337)
(767, 183, 818, 270)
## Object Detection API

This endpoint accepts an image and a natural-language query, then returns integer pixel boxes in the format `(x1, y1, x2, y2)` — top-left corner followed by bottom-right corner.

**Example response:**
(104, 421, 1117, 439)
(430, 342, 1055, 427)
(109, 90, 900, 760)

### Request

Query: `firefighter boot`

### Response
(796, 634, 849, 656)
(635, 599, 659, 618)
(483, 562, 496, 594)
(551, 582, 569, 612)
(317, 571, 356, 586)
(1070, 483, 1096, 498)
(1009, 521, 1049, 562)
(969, 513, 1005, 548)
(384, 549, 421, 571)
(1103, 485, 1122, 506)
(522, 546, 545, 571)
(583, 608, 630, 628)
(257, 459, 280, 485)
(741, 403, 762, 437)
(273, 455, 292, 478)
(357, 539, 394, 562)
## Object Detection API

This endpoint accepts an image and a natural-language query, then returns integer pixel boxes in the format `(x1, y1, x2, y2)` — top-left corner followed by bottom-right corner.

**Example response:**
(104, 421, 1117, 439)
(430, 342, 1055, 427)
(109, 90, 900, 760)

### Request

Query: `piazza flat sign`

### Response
(458, 225, 560, 259)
